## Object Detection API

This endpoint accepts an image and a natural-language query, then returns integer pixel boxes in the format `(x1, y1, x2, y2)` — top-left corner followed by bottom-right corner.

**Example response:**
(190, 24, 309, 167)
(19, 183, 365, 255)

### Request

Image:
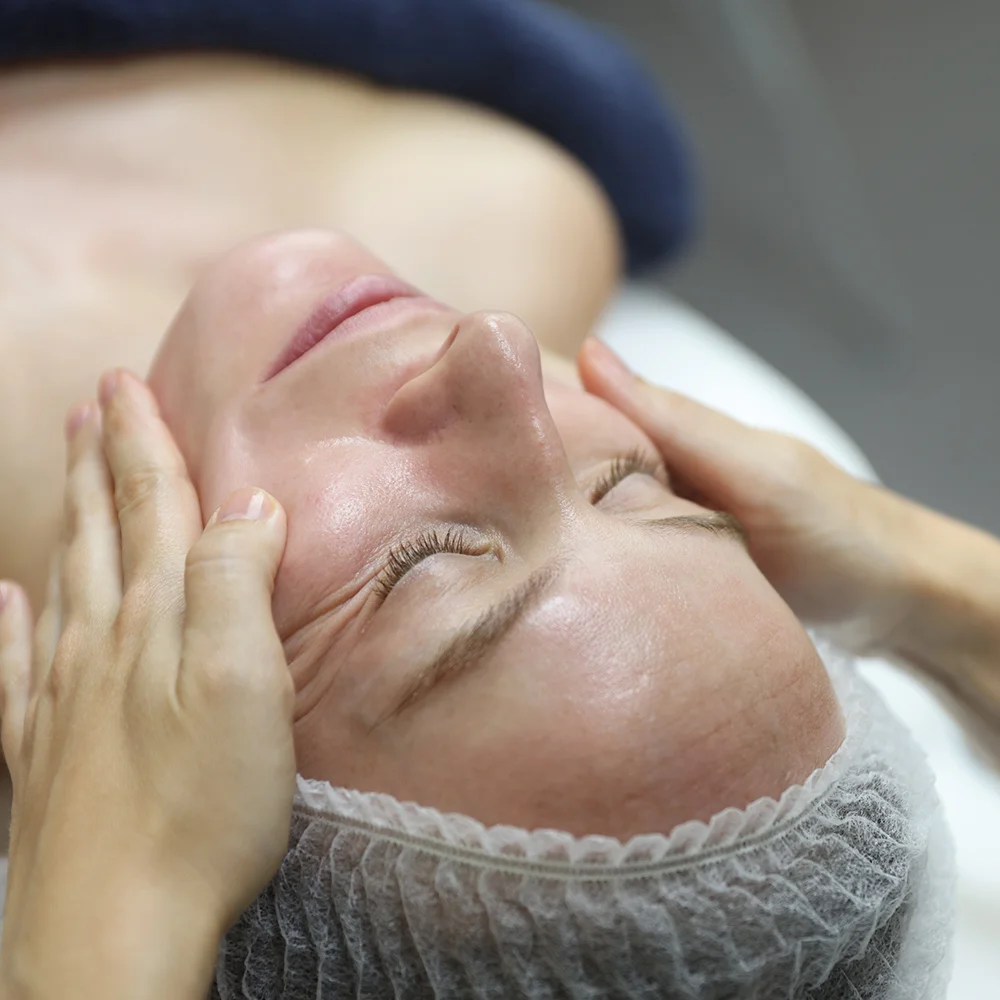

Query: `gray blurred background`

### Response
(556, 0, 1000, 535)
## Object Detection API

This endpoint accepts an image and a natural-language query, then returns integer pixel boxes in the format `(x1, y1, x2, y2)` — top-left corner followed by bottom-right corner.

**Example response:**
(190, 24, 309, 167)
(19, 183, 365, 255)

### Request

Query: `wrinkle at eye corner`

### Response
(281, 572, 377, 676)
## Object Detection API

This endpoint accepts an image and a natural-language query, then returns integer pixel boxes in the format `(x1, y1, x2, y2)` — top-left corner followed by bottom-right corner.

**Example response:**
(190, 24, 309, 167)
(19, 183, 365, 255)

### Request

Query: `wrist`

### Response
(2, 865, 224, 1000)
(825, 482, 937, 655)
(885, 501, 1000, 681)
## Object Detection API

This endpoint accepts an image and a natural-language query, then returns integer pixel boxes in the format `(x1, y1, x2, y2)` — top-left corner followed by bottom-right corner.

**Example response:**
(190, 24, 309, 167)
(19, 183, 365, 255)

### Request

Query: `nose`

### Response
(381, 311, 579, 516)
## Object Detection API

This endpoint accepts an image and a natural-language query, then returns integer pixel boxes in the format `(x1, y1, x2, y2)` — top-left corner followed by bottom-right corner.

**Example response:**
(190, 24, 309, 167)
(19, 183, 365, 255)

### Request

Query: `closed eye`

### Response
(589, 448, 664, 504)
(376, 449, 663, 600)
(374, 526, 490, 599)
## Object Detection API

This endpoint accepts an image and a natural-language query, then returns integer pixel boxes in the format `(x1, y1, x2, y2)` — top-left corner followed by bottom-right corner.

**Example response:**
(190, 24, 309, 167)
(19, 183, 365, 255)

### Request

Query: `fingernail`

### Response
(65, 401, 95, 439)
(98, 370, 121, 407)
(587, 339, 633, 382)
(0, 581, 19, 616)
(212, 488, 276, 524)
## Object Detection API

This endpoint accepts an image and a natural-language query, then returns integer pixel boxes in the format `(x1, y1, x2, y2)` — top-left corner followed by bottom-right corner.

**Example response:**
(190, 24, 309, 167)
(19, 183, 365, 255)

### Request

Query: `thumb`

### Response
(577, 338, 776, 507)
(181, 488, 288, 693)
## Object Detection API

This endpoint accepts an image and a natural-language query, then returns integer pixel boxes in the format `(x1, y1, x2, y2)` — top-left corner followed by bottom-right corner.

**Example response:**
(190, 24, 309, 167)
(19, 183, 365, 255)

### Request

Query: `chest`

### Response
(0, 56, 376, 311)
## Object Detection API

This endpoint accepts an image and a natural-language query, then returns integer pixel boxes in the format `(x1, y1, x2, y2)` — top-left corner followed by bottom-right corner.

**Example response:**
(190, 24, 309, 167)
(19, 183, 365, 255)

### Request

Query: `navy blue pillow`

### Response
(1, 0, 696, 272)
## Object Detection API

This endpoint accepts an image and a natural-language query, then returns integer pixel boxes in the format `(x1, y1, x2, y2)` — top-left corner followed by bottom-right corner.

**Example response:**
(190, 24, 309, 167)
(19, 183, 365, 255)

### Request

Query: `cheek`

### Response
(251, 448, 433, 633)
(193, 419, 261, 519)
(148, 348, 205, 479)
(148, 313, 234, 473)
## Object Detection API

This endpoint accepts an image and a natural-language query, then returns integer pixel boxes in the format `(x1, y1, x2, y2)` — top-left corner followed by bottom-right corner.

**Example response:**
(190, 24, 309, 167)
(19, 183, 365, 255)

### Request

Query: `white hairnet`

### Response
(213, 649, 954, 999)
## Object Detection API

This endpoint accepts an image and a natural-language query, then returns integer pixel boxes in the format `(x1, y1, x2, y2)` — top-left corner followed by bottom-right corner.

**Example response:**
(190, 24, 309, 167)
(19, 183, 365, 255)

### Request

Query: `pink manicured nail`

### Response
(0, 581, 19, 616)
(98, 371, 121, 407)
(65, 402, 92, 439)
(214, 488, 275, 523)
(65, 400, 99, 439)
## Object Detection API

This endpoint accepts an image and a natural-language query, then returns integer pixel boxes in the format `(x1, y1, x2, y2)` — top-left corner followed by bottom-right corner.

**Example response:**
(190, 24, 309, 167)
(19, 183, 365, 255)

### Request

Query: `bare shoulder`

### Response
(1, 54, 623, 359)
(0, 55, 624, 602)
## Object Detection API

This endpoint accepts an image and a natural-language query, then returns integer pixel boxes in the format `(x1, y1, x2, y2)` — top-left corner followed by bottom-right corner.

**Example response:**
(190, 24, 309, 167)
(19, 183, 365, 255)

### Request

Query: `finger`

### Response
(577, 338, 771, 506)
(99, 369, 201, 608)
(179, 489, 289, 703)
(31, 552, 63, 699)
(61, 401, 122, 625)
(0, 582, 33, 768)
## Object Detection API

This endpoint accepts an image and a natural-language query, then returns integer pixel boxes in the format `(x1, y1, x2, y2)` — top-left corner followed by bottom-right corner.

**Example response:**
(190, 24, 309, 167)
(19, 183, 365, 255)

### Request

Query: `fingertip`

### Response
(0, 581, 13, 620)
(64, 400, 102, 468)
(183, 493, 288, 661)
(119, 369, 159, 413)
(98, 368, 157, 419)
(577, 337, 634, 387)
(199, 489, 288, 582)
(0, 581, 30, 632)
(205, 488, 285, 533)
(212, 487, 276, 524)
(65, 400, 96, 441)
(98, 368, 122, 409)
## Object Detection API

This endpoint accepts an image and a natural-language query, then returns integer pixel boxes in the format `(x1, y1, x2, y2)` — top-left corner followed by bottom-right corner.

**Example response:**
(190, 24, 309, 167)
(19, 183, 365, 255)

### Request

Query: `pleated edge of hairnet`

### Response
(291, 643, 909, 876)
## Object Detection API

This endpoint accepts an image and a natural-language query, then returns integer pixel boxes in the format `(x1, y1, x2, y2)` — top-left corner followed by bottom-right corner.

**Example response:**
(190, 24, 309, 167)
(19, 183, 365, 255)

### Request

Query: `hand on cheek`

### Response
(0, 372, 295, 1000)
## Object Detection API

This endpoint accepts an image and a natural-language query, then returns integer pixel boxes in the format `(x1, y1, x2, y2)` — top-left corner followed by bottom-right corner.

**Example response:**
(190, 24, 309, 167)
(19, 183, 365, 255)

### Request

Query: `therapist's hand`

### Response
(0, 371, 294, 1000)
(577, 338, 926, 653)
(578, 339, 1000, 767)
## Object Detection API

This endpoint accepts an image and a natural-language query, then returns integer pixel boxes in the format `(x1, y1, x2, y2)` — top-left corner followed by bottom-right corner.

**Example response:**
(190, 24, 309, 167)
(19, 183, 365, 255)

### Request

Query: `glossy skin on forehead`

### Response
(149, 230, 844, 838)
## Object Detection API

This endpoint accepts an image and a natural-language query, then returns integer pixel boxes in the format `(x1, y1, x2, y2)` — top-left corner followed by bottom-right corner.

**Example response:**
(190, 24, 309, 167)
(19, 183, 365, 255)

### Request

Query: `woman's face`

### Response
(150, 230, 843, 838)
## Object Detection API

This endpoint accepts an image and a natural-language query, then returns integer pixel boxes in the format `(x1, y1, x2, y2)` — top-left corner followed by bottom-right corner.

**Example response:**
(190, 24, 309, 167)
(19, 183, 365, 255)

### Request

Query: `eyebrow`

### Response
(373, 510, 747, 727)
(639, 510, 749, 547)
(371, 562, 559, 729)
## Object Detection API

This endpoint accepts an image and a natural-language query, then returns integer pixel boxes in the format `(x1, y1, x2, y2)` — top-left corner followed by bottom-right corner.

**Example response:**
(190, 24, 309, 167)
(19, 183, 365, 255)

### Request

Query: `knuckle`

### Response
(61, 543, 116, 615)
(63, 471, 87, 535)
(116, 582, 154, 634)
(66, 443, 103, 493)
(20, 701, 38, 756)
(186, 526, 260, 579)
(43, 628, 87, 700)
(67, 479, 112, 535)
(33, 603, 59, 646)
(190, 655, 247, 703)
(116, 577, 180, 637)
(42, 656, 69, 701)
(114, 465, 176, 516)
(182, 634, 287, 707)
(61, 533, 92, 585)
(51, 617, 128, 700)
(768, 433, 823, 485)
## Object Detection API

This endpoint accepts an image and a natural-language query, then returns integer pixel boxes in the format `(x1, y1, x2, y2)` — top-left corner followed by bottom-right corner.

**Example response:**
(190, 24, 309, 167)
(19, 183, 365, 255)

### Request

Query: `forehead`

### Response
(497, 522, 773, 688)
(416, 519, 812, 812)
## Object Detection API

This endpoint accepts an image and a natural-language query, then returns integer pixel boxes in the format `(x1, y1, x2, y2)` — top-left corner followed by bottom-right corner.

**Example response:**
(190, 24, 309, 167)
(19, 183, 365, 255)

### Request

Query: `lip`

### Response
(263, 274, 443, 381)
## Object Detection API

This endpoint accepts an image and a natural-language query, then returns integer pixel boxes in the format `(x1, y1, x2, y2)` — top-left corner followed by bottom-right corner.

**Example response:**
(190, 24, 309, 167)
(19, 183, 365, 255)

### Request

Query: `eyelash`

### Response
(374, 526, 480, 599)
(375, 449, 662, 598)
(589, 447, 662, 504)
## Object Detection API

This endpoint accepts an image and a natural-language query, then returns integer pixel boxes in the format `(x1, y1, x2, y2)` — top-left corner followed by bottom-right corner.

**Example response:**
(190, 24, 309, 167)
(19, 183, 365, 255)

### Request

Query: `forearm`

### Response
(886, 501, 1000, 710)
(1, 869, 222, 1000)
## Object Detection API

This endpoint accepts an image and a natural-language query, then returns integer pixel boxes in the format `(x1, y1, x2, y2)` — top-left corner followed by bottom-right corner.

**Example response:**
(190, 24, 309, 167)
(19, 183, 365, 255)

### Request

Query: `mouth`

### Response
(263, 274, 445, 381)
